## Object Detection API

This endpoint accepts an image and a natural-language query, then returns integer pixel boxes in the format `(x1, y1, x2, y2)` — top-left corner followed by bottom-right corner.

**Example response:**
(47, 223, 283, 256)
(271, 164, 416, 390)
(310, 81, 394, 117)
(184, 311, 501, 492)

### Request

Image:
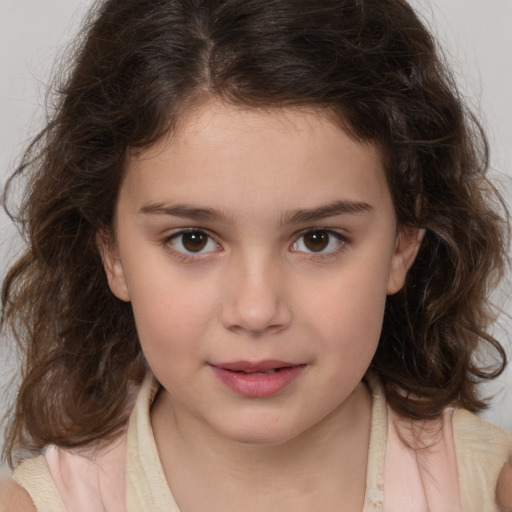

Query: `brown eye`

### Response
(181, 231, 207, 252)
(291, 229, 345, 254)
(170, 230, 218, 254)
(303, 230, 330, 252)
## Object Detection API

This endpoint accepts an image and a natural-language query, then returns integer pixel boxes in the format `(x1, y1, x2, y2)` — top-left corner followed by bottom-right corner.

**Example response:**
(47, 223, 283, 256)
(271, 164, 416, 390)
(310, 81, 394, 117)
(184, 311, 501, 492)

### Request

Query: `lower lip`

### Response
(211, 365, 306, 398)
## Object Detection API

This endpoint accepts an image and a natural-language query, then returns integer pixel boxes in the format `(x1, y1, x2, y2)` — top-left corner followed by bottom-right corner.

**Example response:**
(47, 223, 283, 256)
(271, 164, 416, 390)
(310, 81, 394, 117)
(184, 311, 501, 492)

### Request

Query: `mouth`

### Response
(215, 360, 301, 373)
(235, 368, 284, 375)
(209, 360, 306, 397)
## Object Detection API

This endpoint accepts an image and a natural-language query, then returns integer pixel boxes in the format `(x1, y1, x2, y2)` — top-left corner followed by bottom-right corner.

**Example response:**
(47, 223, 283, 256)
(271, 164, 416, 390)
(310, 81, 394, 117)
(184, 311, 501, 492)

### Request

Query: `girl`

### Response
(1, 0, 511, 510)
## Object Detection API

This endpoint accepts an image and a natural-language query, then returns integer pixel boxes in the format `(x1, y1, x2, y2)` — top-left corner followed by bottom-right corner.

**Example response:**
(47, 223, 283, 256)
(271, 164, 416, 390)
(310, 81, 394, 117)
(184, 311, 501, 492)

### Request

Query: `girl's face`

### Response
(101, 102, 421, 446)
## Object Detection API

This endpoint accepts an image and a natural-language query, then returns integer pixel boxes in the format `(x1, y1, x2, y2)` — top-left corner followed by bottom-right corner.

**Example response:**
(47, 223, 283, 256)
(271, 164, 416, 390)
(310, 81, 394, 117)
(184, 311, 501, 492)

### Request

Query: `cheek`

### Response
(304, 254, 390, 333)
(298, 252, 391, 369)
(126, 268, 218, 366)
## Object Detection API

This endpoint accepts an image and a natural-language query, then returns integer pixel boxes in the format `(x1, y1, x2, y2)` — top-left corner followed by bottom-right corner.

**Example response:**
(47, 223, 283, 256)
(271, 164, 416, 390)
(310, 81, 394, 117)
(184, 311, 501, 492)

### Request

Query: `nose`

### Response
(220, 254, 292, 336)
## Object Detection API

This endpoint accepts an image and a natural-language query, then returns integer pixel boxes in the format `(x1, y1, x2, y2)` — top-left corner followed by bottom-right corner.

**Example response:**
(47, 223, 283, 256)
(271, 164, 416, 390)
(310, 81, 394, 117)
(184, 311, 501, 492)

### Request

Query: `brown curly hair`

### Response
(1, 0, 509, 467)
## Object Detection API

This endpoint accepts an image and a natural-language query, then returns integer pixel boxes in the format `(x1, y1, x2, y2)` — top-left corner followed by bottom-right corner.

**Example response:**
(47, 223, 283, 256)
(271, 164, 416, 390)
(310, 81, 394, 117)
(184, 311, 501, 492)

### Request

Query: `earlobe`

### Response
(96, 231, 131, 302)
(386, 227, 425, 295)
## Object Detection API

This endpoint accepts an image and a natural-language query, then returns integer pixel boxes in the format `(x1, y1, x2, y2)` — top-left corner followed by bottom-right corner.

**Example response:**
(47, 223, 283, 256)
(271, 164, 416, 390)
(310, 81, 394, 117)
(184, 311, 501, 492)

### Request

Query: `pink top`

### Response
(13, 374, 511, 511)
(383, 408, 461, 511)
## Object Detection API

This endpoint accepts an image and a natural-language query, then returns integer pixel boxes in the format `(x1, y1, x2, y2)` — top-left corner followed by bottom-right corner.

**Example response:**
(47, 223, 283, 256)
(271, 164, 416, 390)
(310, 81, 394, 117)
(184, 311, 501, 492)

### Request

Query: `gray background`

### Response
(1, 0, 511, 468)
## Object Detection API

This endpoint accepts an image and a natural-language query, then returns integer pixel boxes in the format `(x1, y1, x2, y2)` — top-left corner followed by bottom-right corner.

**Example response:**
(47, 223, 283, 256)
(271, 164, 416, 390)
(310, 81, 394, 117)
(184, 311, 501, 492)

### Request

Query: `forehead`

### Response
(121, 102, 391, 219)
(146, 102, 375, 154)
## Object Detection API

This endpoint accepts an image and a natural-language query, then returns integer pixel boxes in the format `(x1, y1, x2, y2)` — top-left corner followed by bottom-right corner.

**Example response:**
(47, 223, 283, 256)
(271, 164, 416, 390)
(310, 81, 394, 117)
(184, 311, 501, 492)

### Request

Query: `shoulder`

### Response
(0, 477, 36, 512)
(452, 408, 512, 455)
(452, 409, 512, 511)
(497, 459, 512, 512)
(12, 454, 67, 512)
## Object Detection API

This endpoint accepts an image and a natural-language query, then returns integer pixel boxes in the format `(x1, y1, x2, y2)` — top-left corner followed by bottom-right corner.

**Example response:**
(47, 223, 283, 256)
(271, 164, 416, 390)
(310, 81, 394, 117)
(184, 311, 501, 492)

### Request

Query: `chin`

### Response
(227, 431, 298, 448)
(211, 413, 303, 447)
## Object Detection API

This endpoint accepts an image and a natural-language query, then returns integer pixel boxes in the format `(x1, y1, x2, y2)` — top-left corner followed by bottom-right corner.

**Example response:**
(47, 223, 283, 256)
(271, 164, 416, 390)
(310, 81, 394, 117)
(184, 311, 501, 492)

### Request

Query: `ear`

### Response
(386, 227, 425, 295)
(96, 230, 131, 302)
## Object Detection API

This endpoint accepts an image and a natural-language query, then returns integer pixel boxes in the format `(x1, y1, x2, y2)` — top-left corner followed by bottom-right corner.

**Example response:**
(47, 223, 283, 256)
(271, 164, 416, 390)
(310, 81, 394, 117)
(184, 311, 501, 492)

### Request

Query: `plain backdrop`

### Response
(0, 0, 511, 469)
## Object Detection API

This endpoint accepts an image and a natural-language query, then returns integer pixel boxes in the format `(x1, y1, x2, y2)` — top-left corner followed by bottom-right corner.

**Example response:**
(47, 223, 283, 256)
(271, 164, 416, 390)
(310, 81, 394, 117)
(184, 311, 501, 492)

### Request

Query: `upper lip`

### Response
(212, 360, 302, 373)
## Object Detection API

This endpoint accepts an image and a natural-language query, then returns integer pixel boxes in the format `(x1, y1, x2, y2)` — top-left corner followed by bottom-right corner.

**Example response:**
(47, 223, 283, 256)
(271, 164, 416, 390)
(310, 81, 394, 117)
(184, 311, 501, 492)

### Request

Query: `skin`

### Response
(100, 101, 423, 511)
(497, 460, 512, 512)
(0, 479, 36, 512)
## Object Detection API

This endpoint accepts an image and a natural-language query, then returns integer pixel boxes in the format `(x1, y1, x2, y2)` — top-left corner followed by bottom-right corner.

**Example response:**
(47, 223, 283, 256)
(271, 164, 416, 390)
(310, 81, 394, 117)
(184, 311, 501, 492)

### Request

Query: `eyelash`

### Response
(290, 228, 348, 259)
(162, 228, 221, 263)
(162, 227, 349, 262)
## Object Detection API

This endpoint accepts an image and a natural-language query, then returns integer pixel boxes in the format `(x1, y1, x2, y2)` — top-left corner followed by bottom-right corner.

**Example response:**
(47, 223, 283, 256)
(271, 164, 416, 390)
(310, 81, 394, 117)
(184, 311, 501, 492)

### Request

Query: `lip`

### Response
(210, 360, 306, 398)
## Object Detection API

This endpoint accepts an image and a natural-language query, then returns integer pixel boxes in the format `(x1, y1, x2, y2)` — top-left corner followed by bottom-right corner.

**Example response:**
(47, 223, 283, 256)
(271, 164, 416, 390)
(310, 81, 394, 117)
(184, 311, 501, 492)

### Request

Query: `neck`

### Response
(151, 382, 373, 512)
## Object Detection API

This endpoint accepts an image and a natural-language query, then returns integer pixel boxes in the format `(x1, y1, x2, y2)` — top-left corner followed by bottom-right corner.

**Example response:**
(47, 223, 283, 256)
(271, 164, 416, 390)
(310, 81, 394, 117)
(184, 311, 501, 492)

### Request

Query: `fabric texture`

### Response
(12, 373, 512, 511)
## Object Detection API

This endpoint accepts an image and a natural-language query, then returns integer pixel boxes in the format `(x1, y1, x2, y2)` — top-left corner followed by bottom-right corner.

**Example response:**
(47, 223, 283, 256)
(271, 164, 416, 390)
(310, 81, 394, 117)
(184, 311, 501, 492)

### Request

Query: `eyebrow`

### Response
(280, 200, 374, 224)
(139, 203, 229, 222)
(139, 200, 374, 225)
